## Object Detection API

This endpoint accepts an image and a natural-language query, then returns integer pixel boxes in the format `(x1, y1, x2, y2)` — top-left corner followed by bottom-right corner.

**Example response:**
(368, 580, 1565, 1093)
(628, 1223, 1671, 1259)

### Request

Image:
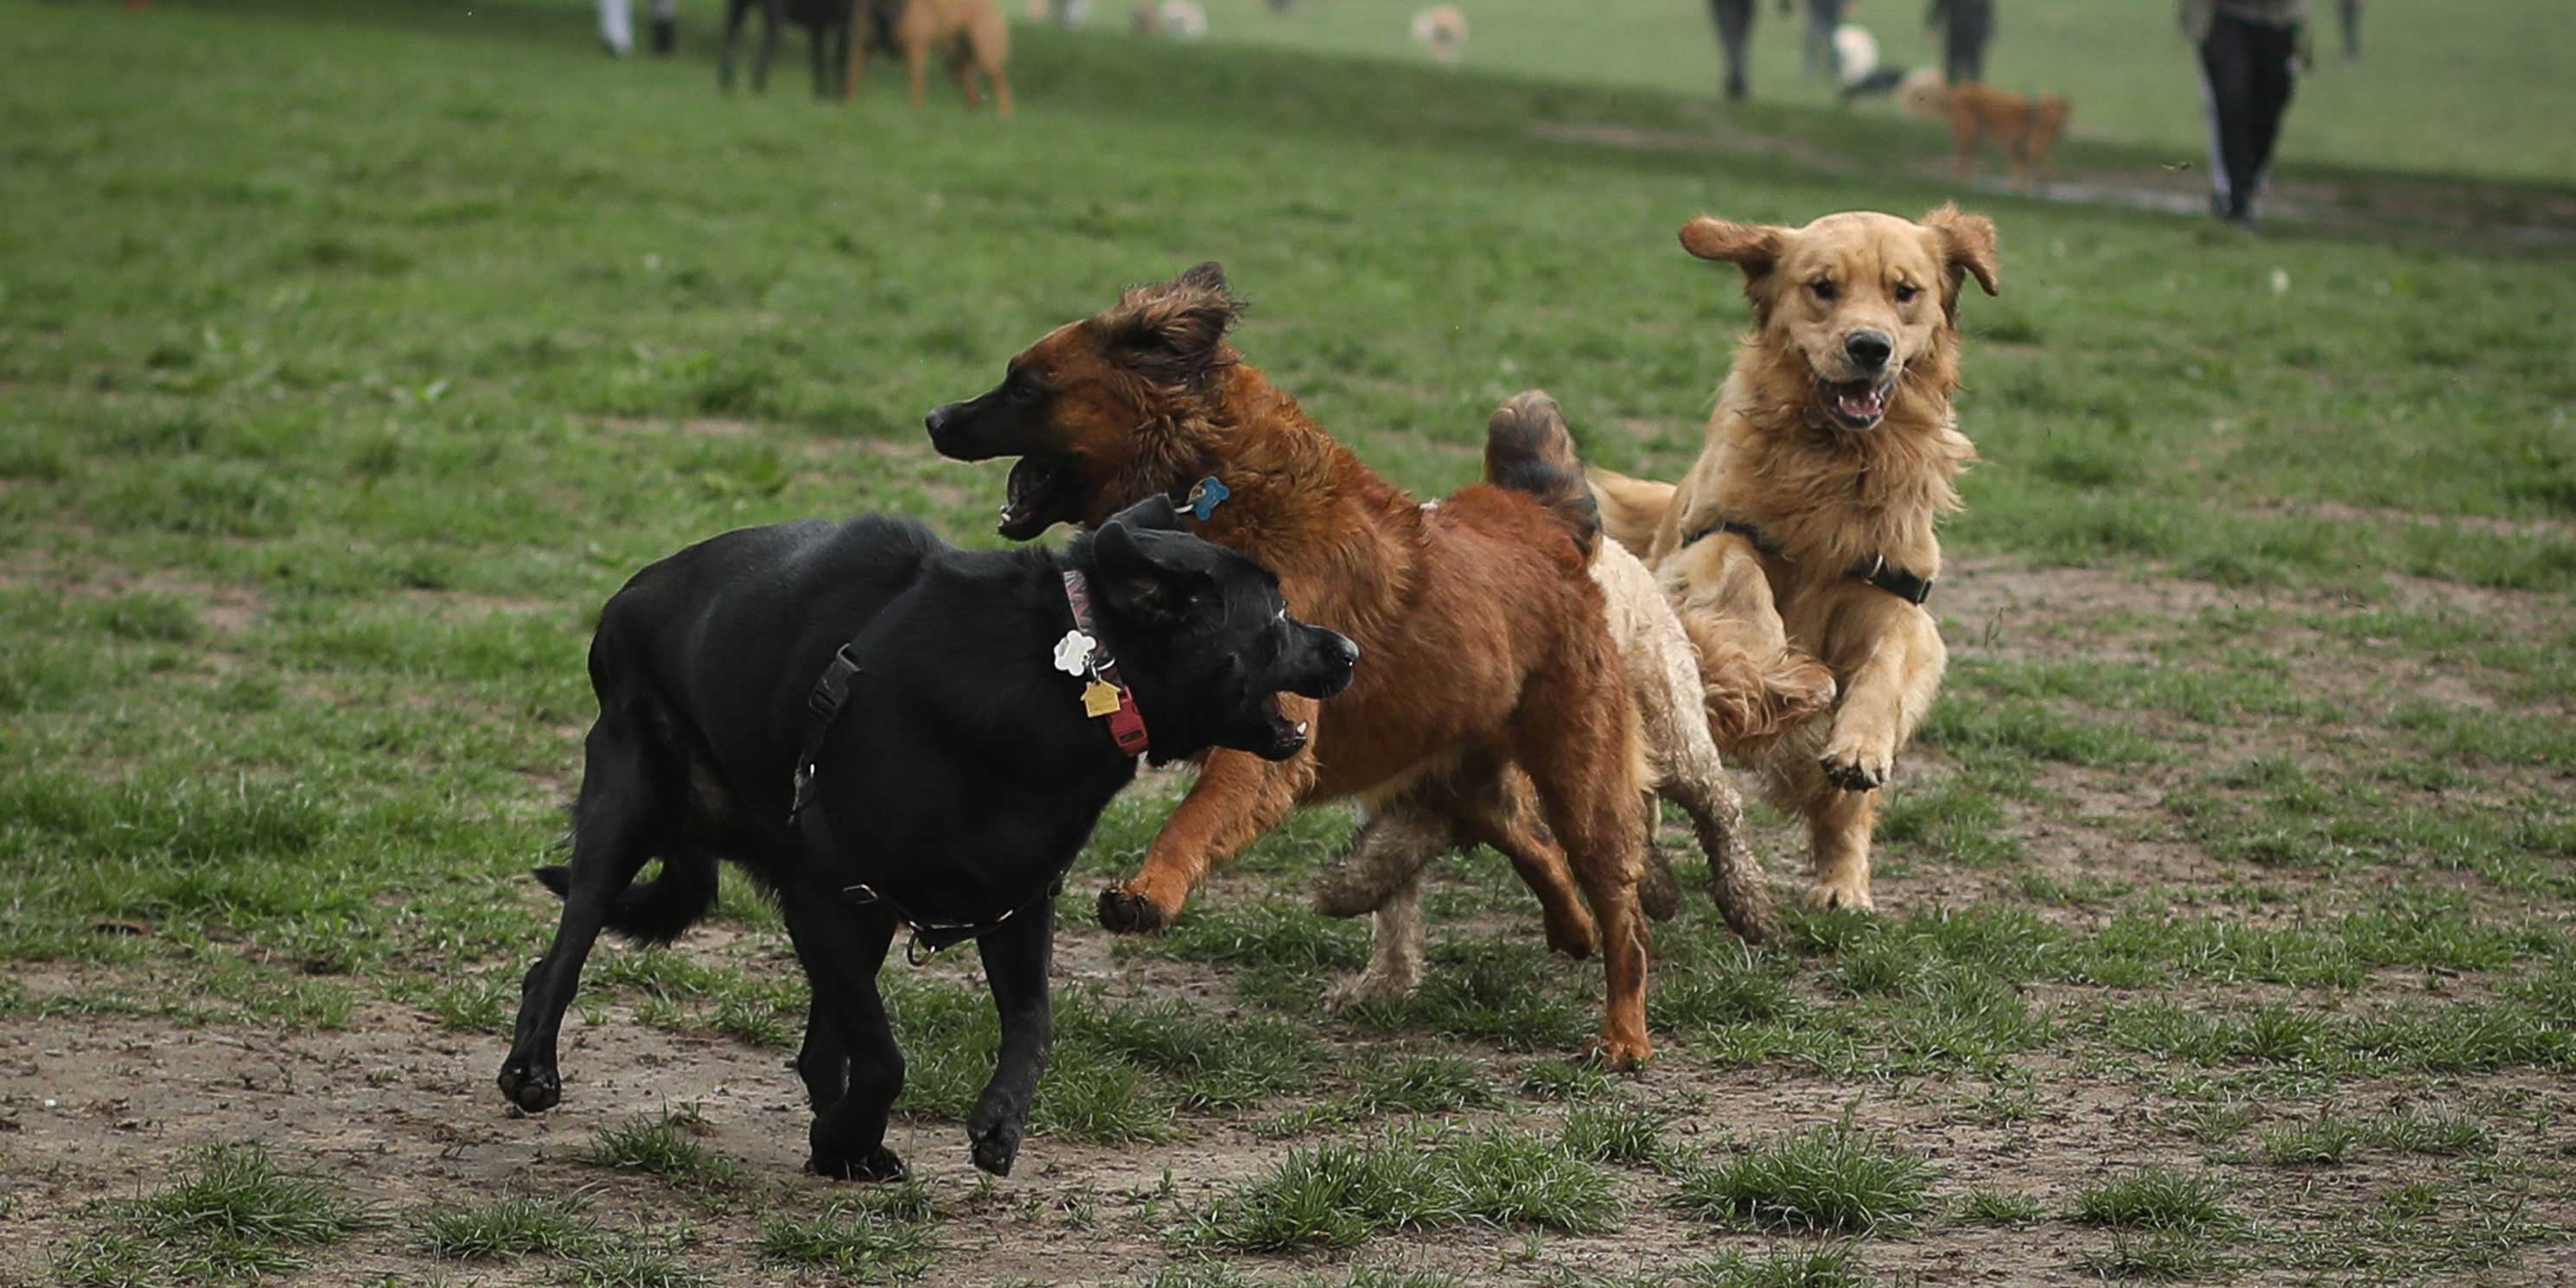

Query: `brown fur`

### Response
(971, 276, 1659, 1066)
(1591, 206, 1998, 913)
(1312, 533, 1774, 1008)
(1915, 80, 2070, 192)
(849, 0, 1011, 115)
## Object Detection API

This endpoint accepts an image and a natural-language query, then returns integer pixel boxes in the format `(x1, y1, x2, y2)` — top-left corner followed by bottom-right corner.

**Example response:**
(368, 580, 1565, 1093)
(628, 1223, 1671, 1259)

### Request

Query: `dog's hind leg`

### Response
(1509, 647, 1654, 1069)
(903, 43, 931, 106)
(1315, 801, 1451, 1008)
(1331, 868, 1427, 1010)
(499, 715, 666, 1113)
(794, 992, 847, 1110)
(1664, 753, 1773, 943)
(966, 902, 1055, 1176)
(947, 46, 982, 110)
(783, 899, 906, 1181)
(1456, 765, 1601, 960)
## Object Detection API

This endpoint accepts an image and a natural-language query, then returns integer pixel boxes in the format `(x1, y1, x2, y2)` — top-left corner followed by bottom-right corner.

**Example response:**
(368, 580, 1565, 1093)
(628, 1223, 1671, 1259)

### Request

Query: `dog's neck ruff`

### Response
(1058, 570, 1151, 757)
(1680, 515, 1936, 606)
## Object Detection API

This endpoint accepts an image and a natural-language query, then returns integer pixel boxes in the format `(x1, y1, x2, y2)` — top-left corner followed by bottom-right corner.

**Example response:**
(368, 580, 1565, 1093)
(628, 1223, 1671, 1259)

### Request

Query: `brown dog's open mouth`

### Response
(999, 455, 1085, 540)
(1815, 376, 1897, 430)
(1257, 694, 1311, 761)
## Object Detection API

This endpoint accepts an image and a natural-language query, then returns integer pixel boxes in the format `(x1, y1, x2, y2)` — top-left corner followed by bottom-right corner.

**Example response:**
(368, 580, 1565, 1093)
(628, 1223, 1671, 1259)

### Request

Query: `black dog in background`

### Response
(722, 0, 862, 97)
(498, 497, 1357, 1181)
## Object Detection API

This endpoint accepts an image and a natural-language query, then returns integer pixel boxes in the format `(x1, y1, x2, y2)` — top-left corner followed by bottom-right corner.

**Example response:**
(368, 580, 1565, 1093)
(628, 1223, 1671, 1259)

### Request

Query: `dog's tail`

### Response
(1485, 391, 1599, 560)
(1584, 468, 1677, 554)
(532, 852, 720, 947)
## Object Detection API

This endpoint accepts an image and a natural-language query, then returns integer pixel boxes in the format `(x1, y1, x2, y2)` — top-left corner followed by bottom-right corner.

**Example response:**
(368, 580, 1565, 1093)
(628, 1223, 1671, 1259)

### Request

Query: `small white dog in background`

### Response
(1831, 23, 1878, 86)
(1411, 5, 1467, 63)
(1133, 0, 1206, 37)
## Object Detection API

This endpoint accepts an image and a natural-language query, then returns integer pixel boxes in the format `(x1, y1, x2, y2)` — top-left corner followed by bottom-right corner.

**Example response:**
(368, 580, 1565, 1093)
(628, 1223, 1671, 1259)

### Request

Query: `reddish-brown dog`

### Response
(927, 265, 1658, 1066)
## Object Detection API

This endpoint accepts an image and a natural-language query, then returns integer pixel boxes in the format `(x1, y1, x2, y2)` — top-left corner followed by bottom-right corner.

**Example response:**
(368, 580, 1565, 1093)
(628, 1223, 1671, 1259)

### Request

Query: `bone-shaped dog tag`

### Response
(1081, 681, 1122, 717)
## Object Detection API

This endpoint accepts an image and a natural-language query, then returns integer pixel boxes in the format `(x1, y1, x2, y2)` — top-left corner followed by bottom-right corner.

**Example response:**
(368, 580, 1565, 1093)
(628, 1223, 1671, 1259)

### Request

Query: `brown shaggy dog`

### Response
(1591, 206, 1998, 913)
(848, 0, 1011, 114)
(927, 267, 1660, 1066)
(1309, 524, 1773, 1006)
(1908, 78, 2070, 192)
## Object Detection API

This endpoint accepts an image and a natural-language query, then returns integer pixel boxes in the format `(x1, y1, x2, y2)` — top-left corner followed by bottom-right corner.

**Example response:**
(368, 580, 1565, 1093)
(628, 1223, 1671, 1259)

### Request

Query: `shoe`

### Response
(1725, 72, 1747, 102)
(651, 16, 677, 54)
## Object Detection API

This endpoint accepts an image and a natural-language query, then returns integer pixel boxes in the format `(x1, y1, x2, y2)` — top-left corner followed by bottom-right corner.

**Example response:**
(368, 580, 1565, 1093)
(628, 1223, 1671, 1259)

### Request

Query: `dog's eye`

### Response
(1893, 283, 1921, 304)
(1007, 380, 1040, 405)
(1808, 279, 1838, 301)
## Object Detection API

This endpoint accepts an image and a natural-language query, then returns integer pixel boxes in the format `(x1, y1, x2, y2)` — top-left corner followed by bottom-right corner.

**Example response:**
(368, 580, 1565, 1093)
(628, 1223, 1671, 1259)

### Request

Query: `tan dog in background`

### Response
(1591, 206, 1998, 912)
(850, 0, 1011, 114)
(1903, 76, 2069, 191)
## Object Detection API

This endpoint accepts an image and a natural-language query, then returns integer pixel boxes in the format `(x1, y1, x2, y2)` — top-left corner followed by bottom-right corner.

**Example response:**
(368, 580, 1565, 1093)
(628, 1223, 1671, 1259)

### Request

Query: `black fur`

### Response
(498, 497, 1355, 1182)
(721, 0, 857, 98)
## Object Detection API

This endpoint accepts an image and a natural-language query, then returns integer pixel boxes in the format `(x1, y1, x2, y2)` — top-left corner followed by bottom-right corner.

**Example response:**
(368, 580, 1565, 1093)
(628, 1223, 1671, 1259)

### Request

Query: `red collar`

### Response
(1058, 571, 1151, 757)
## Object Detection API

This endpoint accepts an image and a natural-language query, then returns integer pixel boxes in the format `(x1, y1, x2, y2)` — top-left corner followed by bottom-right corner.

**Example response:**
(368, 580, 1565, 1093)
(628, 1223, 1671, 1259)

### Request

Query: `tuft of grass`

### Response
(424, 1195, 605, 1259)
(756, 1197, 933, 1280)
(1516, 1058, 1615, 1102)
(58, 1144, 379, 1285)
(1180, 1127, 1616, 1252)
(2069, 1167, 2232, 1233)
(1350, 1051, 1497, 1116)
(1672, 1127, 1933, 1234)
(553, 1244, 712, 1288)
(2079, 1232, 2228, 1281)
(1957, 1186, 2045, 1226)
(1665, 1243, 1877, 1288)
(574, 1113, 743, 1194)
(1560, 1100, 1669, 1167)
(2261, 1115, 2362, 1166)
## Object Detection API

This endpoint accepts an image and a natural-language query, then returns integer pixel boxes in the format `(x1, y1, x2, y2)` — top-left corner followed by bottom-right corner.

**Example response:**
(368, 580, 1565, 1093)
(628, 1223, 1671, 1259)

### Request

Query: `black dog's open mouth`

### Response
(1257, 694, 1310, 761)
(1814, 375, 1897, 430)
(999, 454, 1085, 540)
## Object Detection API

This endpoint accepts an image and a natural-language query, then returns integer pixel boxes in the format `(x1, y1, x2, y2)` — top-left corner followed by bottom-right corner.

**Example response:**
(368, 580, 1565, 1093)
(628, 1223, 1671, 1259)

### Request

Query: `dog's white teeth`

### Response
(1295, 721, 1310, 736)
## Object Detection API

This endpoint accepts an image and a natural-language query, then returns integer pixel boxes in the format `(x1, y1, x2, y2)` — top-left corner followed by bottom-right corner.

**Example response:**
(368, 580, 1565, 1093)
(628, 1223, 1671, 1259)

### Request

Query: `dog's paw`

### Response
(1582, 1032, 1655, 1073)
(968, 1118, 1024, 1177)
(495, 1062, 560, 1113)
(1803, 877, 1876, 913)
(1540, 904, 1601, 960)
(1308, 870, 1385, 920)
(1638, 847, 1683, 922)
(810, 1144, 908, 1183)
(1325, 969, 1418, 1012)
(1816, 738, 1891, 793)
(1096, 884, 1170, 934)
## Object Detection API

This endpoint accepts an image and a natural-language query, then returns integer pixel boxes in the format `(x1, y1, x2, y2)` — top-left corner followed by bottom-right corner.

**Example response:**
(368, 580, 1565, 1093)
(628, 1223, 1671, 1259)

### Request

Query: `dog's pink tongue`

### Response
(1837, 386, 1883, 420)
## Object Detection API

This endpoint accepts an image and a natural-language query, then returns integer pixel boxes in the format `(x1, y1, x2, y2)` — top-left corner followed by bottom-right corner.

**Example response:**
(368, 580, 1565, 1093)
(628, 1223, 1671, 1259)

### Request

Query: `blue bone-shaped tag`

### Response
(1185, 476, 1230, 521)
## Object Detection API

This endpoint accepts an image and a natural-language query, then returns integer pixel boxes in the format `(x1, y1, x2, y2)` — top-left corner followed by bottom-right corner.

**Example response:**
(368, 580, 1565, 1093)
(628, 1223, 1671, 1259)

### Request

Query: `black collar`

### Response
(1679, 515, 1935, 606)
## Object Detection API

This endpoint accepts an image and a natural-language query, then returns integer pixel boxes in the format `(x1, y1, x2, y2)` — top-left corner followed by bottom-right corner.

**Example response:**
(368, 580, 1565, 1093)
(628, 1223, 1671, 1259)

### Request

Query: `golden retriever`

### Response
(849, 0, 1011, 114)
(1591, 206, 1998, 912)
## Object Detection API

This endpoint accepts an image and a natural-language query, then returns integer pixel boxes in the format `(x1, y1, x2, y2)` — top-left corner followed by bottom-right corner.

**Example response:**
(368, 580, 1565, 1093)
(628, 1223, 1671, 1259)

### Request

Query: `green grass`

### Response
(574, 1113, 745, 1194)
(1181, 1128, 1618, 1251)
(57, 1145, 379, 1285)
(423, 1196, 609, 1260)
(2069, 1167, 2234, 1234)
(1672, 1127, 1933, 1234)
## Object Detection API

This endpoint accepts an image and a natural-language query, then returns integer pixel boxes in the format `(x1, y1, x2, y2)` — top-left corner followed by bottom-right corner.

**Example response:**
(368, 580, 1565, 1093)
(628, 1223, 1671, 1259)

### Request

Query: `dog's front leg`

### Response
(1809, 602, 1946, 910)
(1101, 710, 1319, 932)
(782, 899, 907, 1182)
(966, 901, 1055, 1177)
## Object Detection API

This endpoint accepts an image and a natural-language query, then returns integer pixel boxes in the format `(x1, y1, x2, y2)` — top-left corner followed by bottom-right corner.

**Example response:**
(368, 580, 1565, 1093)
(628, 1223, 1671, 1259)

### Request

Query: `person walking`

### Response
(1801, 0, 1844, 80)
(1925, 0, 1994, 84)
(2183, 0, 2309, 224)
(1708, 0, 1757, 101)
(2337, 0, 2362, 61)
(600, 0, 680, 56)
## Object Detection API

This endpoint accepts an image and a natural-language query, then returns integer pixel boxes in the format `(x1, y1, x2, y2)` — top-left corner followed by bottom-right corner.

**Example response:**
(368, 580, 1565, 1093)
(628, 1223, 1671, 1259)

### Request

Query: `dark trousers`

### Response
(2197, 12, 2299, 219)
(1802, 0, 1842, 79)
(1940, 1, 1992, 83)
(1709, 0, 1755, 99)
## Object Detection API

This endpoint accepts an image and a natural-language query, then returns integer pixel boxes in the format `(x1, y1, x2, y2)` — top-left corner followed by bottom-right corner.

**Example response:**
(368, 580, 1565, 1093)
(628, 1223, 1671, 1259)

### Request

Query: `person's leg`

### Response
(1960, 8, 1989, 83)
(1711, 0, 1754, 101)
(598, 0, 633, 54)
(650, 0, 679, 54)
(2241, 21, 2300, 215)
(2339, 0, 2361, 62)
(1803, 0, 1839, 79)
(2197, 14, 2262, 220)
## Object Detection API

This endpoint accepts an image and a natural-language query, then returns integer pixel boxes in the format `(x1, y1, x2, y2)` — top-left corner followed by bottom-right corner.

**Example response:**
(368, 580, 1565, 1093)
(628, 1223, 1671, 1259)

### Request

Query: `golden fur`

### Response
(1904, 77, 2071, 192)
(1310, 535, 1774, 1006)
(1590, 206, 1998, 911)
(850, 0, 1011, 114)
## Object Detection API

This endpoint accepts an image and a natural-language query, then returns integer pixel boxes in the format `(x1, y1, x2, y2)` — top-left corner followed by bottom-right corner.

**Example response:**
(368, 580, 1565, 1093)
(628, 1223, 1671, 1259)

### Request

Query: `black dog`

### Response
(498, 497, 1356, 1180)
(721, 0, 858, 98)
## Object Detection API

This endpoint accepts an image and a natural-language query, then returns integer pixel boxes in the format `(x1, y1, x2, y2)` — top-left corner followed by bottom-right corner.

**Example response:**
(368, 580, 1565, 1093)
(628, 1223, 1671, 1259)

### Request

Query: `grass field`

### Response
(4, 1, 2574, 1285)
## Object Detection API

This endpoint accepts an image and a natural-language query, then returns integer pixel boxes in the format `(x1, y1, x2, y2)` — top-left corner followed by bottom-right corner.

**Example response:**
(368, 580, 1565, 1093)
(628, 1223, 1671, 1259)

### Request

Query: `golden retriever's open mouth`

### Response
(1815, 375, 1897, 430)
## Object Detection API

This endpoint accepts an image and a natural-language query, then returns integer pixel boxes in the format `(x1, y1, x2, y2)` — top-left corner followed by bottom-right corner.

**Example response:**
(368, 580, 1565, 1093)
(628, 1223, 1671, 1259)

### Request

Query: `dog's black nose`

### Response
(1329, 632, 1360, 670)
(1844, 331, 1893, 371)
(923, 403, 957, 438)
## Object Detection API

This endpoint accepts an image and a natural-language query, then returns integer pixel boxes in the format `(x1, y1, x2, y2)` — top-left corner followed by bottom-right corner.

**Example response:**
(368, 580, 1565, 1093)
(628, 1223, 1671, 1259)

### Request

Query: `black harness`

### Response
(1679, 516, 1936, 606)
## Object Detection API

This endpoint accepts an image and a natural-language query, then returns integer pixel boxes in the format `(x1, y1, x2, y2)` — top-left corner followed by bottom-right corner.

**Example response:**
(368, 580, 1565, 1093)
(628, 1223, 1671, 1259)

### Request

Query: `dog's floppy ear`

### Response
(1104, 261, 1243, 389)
(1680, 217, 1783, 274)
(1921, 204, 2000, 320)
(1106, 494, 1188, 532)
(1092, 512, 1209, 626)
